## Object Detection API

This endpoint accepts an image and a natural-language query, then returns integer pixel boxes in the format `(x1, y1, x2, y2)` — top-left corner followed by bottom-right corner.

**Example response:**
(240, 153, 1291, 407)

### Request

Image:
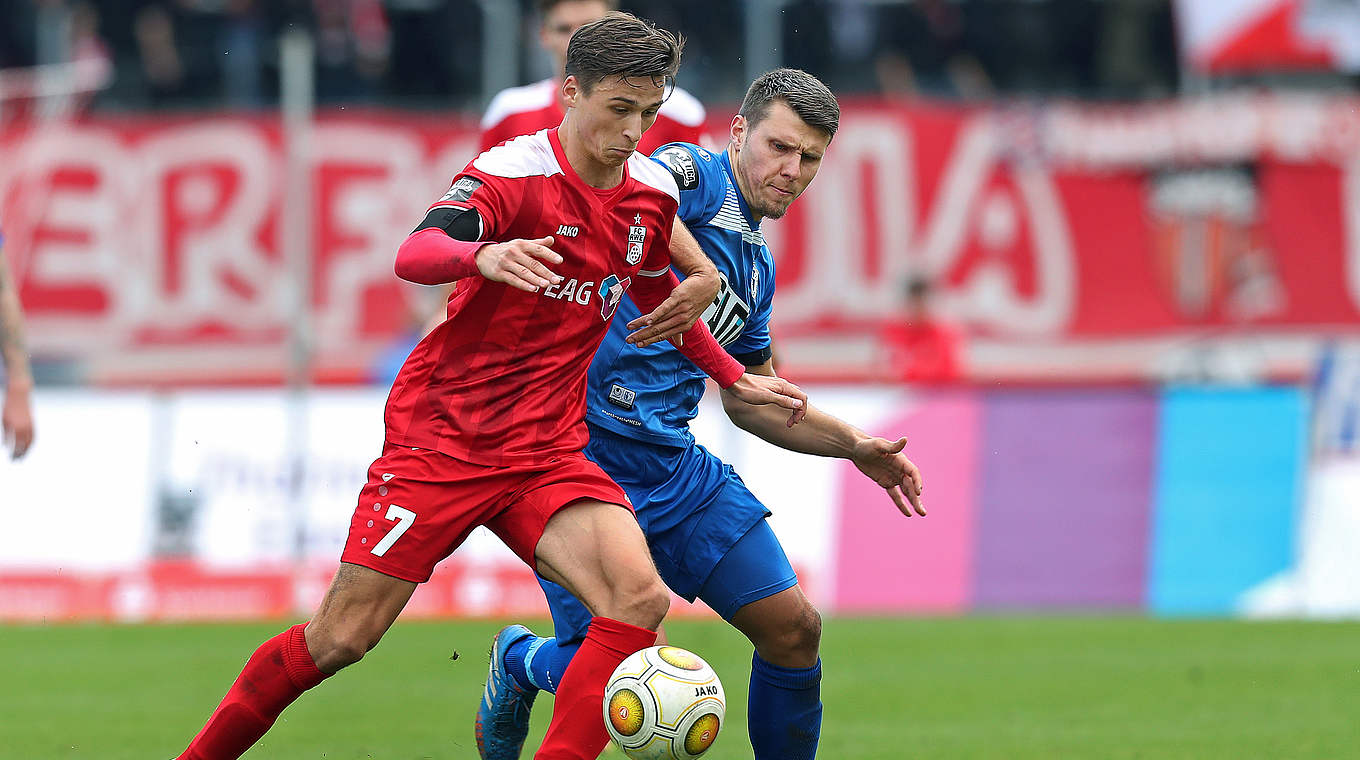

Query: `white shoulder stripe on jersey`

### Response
(637, 267, 670, 277)
(628, 152, 680, 202)
(480, 78, 557, 130)
(473, 131, 563, 179)
(659, 85, 706, 127)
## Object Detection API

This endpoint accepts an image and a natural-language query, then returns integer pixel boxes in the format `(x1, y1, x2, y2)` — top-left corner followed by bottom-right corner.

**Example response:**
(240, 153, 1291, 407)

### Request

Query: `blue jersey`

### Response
(585, 143, 776, 448)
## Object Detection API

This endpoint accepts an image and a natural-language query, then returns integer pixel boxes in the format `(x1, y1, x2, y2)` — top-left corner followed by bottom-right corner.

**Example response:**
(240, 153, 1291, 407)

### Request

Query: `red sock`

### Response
(178, 623, 329, 760)
(534, 617, 657, 760)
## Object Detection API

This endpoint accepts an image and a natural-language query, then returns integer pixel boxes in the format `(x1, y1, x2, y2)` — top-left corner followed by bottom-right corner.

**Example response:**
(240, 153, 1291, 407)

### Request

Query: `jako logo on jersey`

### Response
(597, 274, 632, 321)
(626, 215, 647, 265)
(555, 224, 580, 238)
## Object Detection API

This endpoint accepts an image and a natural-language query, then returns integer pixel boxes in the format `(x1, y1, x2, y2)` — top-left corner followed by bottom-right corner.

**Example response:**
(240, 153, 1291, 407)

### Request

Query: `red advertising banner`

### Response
(2, 96, 1358, 385)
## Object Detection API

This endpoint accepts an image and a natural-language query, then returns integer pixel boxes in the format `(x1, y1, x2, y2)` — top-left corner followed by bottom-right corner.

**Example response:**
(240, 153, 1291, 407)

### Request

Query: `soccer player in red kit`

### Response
(479, 0, 706, 155)
(172, 13, 806, 760)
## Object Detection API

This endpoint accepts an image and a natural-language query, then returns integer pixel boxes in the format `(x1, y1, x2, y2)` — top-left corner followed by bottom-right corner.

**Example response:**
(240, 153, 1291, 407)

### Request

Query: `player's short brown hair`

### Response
(537, 0, 618, 16)
(565, 11, 683, 94)
(739, 68, 840, 140)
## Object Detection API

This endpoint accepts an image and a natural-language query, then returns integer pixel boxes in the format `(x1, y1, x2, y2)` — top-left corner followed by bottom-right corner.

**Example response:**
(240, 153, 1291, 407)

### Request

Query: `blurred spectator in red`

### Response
(880, 276, 964, 384)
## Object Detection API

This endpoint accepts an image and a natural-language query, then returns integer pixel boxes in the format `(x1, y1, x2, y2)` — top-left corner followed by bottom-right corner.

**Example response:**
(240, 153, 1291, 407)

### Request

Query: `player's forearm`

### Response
(0, 254, 33, 390)
(630, 271, 743, 387)
(394, 229, 487, 285)
(722, 392, 864, 458)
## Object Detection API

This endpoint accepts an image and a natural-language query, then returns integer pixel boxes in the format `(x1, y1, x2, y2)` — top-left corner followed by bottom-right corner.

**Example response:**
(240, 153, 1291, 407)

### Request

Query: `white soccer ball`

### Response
(602, 645, 725, 760)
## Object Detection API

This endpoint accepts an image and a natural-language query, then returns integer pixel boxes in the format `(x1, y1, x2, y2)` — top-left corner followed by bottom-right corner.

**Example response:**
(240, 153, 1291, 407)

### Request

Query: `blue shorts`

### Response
(539, 424, 799, 644)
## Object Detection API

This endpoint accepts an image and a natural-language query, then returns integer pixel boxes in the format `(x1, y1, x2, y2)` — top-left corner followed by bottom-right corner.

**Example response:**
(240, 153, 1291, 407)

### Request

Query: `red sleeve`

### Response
(629, 269, 744, 388)
(428, 167, 518, 241)
(394, 229, 488, 285)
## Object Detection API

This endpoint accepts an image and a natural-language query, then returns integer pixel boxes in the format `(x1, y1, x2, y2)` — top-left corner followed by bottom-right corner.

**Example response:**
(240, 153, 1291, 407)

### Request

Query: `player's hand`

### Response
(625, 269, 719, 348)
(851, 436, 924, 517)
(3, 383, 34, 460)
(475, 236, 564, 293)
(724, 374, 807, 427)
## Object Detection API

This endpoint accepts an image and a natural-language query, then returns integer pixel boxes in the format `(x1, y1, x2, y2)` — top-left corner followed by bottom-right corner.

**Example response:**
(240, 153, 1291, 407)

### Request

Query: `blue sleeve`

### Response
(725, 254, 776, 359)
(650, 143, 724, 226)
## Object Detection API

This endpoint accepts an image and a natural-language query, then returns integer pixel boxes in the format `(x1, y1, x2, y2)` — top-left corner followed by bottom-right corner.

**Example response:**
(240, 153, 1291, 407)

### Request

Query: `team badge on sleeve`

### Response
(627, 214, 647, 265)
(439, 176, 483, 203)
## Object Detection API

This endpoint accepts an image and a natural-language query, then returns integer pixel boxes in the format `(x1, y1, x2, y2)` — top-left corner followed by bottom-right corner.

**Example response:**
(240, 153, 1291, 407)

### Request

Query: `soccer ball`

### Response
(602, 645, 725, 760)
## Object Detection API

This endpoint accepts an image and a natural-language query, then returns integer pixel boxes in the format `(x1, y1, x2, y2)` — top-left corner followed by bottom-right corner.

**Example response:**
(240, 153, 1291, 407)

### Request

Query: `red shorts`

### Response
(340, 443, 632, 582)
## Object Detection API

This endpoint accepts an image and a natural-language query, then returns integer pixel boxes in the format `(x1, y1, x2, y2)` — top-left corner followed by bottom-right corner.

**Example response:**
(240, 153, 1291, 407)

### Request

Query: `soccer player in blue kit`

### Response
(476, 69, 926, 760)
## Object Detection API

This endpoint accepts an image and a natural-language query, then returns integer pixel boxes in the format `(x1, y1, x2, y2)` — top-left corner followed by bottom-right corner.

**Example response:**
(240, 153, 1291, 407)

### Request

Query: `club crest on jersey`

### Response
(626, 214, 646, 265)
(598, 273, 633, 321)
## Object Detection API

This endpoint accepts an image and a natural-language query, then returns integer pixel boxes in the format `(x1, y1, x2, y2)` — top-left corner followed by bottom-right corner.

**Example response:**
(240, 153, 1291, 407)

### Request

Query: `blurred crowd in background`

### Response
(10, 0, 1353, 115)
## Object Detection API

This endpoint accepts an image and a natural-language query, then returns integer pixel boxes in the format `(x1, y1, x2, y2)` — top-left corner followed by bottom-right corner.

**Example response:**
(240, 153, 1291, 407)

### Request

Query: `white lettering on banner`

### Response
(1, 128, 131, 347)
(309, 125, 429, 347)
(3, 99, 1359, 383)
(771, 114, 1075, 335)
(137, 124, 279, 329)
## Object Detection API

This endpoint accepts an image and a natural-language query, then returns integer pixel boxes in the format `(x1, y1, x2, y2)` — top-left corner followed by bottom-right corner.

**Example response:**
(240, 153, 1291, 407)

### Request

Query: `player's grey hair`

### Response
(738, 68, 840, 140)
(565, 11, 683, 95)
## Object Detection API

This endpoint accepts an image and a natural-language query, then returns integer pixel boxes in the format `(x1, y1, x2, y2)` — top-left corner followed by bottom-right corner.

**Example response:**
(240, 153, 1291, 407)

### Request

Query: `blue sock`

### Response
(511, 636, 580, 694)
(501, 635, 537, 691)
(748, 653, 822, 760)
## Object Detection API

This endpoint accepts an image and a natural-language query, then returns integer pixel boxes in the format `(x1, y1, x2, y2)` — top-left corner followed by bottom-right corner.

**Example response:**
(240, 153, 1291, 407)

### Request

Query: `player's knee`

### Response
(767, 602, 822, 661)
(307, 626, 375, 672)
(612, 574, 670, 630)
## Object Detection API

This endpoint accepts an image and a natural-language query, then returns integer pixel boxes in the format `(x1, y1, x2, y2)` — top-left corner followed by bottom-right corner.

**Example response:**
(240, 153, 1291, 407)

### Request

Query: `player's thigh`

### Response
(533, 500, 657, 603)
(696, 518, 800, 623)
(340, 444, 511, 583)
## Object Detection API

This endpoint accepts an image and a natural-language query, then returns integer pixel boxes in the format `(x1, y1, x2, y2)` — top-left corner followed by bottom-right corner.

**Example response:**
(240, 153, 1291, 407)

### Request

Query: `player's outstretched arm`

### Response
(721, 360, 925, 516)
(0, 246, 34, 460)
(626, 219, 719, 348)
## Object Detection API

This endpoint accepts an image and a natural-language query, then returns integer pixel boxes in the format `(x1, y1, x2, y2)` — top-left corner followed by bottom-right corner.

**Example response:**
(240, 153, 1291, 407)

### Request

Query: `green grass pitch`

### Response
(4, 616, 1357, 759)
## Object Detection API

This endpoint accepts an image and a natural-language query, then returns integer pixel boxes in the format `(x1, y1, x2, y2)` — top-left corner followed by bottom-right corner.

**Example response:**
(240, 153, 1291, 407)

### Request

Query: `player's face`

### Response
(729, 101, 830, 220)
(563, 75, 665, 170)
(540, 0, 610, 70)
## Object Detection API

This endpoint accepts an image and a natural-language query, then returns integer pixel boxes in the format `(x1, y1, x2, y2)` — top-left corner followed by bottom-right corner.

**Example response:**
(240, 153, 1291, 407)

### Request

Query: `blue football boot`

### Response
(475, 624, 540, 760)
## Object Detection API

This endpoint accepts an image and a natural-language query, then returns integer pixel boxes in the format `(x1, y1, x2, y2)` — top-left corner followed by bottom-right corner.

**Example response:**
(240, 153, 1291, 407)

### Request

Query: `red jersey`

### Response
(881, 320, 964, 384)
(479, 77, 707, 154)
(385, 129, 681, 466)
